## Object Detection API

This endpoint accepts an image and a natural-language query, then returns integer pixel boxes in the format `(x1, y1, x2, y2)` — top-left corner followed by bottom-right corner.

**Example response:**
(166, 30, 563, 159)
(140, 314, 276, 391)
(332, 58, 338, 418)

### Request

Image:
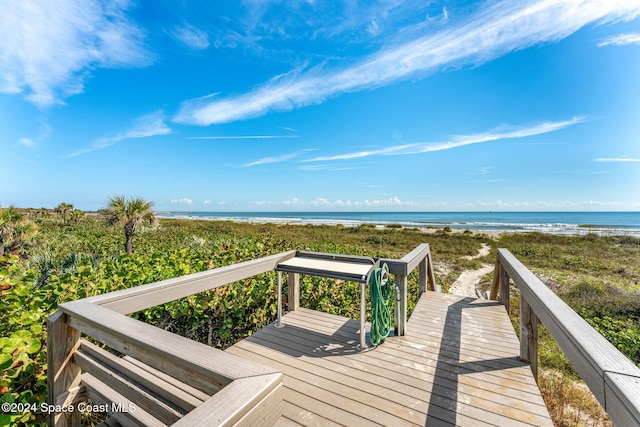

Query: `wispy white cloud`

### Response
(467, 179, 506, 183)
(598, 33, 640, 47)
(557, 169, 611, 175)
(467, 200, 636, 210)
(253, 196, 415, 209)
(283, 197, 302, 206)
(188, 135, 299, 140)
(18, 120, 52, 148)
(171, 198, 193, 205)
(174, 1, 640, 125)
(245, 152, 301, 167)
(170, 23, 209, 50)
(67, 111, 171, 157)
(19, 138, 35, 147)
(306, 117, 585, 162)
(305, 143, 420, 162)
(278, 126, 299, 133)
(298, 164, 358, 171)
(244, 149, 316, 167)
(594, 156, 640, 162)
(0, 0, 151, 107)
(331, 196, 416, 208)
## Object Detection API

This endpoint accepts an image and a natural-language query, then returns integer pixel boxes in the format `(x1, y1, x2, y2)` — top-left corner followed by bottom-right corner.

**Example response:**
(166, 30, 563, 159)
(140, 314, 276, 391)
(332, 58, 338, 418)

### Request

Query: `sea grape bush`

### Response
(584, 314, 640, 367)
(0, 256, 48, 426)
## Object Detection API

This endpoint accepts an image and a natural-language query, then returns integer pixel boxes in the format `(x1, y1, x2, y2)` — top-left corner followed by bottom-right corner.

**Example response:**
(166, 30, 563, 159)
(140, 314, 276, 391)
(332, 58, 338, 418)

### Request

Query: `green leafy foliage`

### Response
(585, 315, 640, 367)
(0, 256, 48, 426)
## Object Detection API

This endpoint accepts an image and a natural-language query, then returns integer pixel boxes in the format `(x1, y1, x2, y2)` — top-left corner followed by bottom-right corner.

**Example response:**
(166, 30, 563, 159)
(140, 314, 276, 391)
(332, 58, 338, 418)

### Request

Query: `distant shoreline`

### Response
(156, 211, 640, 238)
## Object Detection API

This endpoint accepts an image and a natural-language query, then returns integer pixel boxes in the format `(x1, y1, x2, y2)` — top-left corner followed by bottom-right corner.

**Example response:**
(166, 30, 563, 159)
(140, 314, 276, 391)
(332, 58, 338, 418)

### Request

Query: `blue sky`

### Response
(2, 0, 640, 212)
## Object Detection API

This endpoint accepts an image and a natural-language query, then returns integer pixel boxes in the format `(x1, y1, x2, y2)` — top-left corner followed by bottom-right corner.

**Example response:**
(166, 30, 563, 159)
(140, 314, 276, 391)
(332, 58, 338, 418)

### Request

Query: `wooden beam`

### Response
(60, 302, 280, 393)
(47, 312, 82, 427)
(172, 373, 283, 427)
(520, 296, 538, 381)
(382, 243, 431, 276)
(81, 374, 165, 427)
(418, 257, 427, 295)
(489, 258, 501, 300)
(604, 372, 640, 427)
(74, 348, 185, 425)
(499, 264, 510, 315)
(426, 249, 438, 292)
(395, 275, 408, 336)
(77, 340, 205, 414)
(287, 272, 300, 312)
(85, 251, 296, 314)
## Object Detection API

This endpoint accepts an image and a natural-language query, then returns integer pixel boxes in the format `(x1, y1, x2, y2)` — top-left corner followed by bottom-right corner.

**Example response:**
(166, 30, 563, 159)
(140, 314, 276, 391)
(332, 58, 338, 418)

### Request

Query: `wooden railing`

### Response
(48, 251, 293, 426)
(490, 248, 640, 427)
(48, 245, 438, 426)
(381, 243, 439, 335)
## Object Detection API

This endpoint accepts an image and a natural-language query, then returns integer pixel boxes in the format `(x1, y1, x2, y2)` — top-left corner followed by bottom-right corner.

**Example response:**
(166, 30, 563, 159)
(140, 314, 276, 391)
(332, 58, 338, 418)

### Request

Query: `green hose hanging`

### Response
(369, 263, 394, 346)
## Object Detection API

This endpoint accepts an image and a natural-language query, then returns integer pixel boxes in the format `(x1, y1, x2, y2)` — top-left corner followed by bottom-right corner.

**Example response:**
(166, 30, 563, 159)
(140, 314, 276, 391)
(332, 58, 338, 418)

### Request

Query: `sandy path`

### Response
(449, 243, 493, 298)
(462, 243, 491, 260)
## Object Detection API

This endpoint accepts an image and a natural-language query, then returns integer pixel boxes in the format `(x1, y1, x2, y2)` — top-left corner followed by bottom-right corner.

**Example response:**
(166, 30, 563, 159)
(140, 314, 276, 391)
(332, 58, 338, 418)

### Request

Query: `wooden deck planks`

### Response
(226, 291, 553, 426)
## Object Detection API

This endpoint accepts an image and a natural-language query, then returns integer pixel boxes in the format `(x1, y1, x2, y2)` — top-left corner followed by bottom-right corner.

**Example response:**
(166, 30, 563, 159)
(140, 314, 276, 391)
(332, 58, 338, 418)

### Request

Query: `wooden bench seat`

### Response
(75, 339, 210, 426)
(50, 300, 284, 426)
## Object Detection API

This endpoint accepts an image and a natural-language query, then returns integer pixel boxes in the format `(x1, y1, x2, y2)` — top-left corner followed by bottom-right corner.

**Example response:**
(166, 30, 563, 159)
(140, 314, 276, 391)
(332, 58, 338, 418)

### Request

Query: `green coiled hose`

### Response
(369, 263, 394, 346)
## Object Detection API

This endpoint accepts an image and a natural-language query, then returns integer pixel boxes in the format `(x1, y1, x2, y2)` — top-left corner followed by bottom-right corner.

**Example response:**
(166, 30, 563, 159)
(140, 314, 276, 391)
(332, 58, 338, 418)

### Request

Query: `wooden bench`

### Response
(48, 301, 283, 427)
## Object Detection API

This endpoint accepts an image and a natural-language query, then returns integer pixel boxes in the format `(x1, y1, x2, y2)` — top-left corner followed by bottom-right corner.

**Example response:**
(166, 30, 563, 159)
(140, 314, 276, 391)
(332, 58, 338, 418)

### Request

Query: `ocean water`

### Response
(158, 211, 640, 237)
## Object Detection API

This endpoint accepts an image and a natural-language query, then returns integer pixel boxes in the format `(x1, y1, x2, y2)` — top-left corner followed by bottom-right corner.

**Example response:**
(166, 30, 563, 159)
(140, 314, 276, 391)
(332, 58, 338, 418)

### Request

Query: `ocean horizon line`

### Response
(156, 211, 640, 237)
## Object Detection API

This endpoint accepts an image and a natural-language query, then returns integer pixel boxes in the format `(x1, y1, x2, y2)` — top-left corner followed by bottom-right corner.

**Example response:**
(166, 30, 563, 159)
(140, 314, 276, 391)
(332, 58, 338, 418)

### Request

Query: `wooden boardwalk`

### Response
(226, 291, 552, 426)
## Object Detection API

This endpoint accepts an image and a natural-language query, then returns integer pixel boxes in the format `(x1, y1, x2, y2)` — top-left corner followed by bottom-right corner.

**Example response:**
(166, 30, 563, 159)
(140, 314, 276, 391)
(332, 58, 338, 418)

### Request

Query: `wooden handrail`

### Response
(490, 248, 640, 426)
(380, 243, 438, 335)
(85, 250, 297, 314)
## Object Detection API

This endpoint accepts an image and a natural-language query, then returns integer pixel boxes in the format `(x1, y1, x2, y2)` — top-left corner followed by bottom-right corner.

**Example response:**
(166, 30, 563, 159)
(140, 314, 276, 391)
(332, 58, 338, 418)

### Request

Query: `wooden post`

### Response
(47, 312, 82, 427)
(489, 259, 501, 300)
(287, 272, 300, 311)
(395, 275, 408, 335)
(520, 296, 539, 381)
(426, 252, 438, 292)
(418, 257, 427, 295)
(500, 266, 510, 315)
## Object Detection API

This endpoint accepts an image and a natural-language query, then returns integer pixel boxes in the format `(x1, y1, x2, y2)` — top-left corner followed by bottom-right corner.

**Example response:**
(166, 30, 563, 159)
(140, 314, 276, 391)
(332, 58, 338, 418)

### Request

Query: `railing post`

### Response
(47, 312, 82, 427)
(418, 257, 427, 295)
(490, 258, 510, 313)
(490, 258, 501, 300)
(499, 265, 510, 315)
(287, 272, 300, 311)
(426, 249, 438, 292)
(395, 275, 408, 335)
(520, 296, 539, 381)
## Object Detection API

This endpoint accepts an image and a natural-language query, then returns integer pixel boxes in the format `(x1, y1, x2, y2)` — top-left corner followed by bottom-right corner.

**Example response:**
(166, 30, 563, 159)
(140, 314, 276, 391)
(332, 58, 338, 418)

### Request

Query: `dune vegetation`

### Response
(1, 208, 639, 426)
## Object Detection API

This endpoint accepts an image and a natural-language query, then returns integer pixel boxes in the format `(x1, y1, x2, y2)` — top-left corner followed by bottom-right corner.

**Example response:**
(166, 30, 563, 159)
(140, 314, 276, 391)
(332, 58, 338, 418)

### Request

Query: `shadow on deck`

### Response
(226, 291, 553, 426)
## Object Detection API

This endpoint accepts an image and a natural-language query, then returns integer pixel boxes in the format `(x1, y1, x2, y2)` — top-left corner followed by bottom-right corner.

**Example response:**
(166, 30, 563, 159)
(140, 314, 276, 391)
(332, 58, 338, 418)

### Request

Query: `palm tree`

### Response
(70, 209, 85, 224)
(101, 196, 156, 256)
(10, 220, 38, 254)
(54, 202, 74, 225)
(0, 205, 35, 257)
